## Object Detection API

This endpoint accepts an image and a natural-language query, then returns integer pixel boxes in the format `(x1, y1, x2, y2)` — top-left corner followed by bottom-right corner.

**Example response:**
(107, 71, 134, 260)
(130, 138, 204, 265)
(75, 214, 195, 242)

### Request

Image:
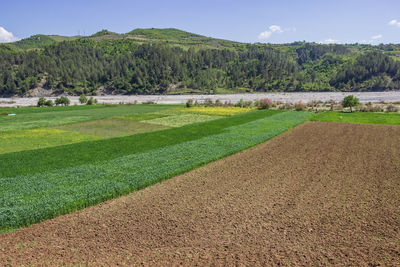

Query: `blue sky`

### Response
(1, 0, 400, 44)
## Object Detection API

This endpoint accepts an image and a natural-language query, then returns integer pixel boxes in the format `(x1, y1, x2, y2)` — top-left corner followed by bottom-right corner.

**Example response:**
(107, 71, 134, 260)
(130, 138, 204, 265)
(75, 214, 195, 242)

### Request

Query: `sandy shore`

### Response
(1, 92, 400, 107)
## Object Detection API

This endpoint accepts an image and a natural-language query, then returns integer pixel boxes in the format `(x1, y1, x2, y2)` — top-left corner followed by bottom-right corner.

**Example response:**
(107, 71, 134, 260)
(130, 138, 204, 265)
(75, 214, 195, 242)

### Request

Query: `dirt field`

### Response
(1, 122, 399, 266)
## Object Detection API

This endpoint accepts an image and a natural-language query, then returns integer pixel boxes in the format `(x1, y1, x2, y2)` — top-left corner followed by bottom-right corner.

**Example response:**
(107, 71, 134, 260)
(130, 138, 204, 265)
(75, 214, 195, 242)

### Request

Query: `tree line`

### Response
(1, 39, 400, 96)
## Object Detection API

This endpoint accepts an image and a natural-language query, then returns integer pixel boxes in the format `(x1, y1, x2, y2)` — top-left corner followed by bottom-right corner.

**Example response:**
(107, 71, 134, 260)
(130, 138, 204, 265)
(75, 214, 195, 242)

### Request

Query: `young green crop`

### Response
(0, 111, 313, 230)
(310, 111, 400, 125)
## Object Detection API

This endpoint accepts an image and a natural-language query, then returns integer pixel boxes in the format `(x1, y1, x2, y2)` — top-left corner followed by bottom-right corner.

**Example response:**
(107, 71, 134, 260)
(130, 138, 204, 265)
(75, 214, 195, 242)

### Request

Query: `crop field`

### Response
(146, 113, 223, 127)
(0, 104, 180, 132)
(53, 118, 170, 138)
(0, 128, 100, 154)
(1, 121, 399, 265)
(0, 105, 311, 231)
(311, 111, 400, 125)
(0, 104, 399, 265)
(168, 106, 255, 116)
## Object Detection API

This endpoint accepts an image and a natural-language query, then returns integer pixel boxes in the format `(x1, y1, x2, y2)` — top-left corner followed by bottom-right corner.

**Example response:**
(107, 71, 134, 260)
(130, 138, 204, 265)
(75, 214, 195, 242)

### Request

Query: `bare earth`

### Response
(2, 91, 400, 107)
(1, 122, 399, 265)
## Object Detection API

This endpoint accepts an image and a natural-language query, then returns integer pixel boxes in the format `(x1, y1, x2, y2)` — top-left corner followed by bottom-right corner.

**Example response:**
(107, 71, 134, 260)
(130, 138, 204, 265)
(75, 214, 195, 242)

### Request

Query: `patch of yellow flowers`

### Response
(171, 107, 255, 116)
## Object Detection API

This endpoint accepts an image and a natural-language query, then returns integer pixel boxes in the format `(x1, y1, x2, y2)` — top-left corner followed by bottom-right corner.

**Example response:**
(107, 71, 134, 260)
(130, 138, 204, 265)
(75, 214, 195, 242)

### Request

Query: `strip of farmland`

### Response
(1, 121, 399, 265)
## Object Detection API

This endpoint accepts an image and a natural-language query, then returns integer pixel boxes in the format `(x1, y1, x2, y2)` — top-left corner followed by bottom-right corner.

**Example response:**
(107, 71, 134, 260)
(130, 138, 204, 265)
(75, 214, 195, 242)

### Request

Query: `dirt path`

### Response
(1, 122, 399, 266)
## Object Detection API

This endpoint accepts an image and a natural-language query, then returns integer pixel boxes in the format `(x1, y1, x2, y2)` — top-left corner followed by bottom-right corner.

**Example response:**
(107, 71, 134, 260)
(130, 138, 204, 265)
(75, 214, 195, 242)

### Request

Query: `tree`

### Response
(37, 97, 46, 107)
(86, 96, 97, 105)
(55, 96, 70, 106)
(79, 94, 87, 104)
(342, 95, 360, 112)
(45, 99, 54, 107)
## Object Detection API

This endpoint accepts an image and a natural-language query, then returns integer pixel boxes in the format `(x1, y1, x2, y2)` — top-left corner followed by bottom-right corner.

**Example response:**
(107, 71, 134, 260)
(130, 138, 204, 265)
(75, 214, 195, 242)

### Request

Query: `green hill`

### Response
(10, 28, 242, 50)
(2, 28, 400, 96)
(11, 34, 78, 49)
(91, 29, 120, 37)
(127, 28, 204, 40)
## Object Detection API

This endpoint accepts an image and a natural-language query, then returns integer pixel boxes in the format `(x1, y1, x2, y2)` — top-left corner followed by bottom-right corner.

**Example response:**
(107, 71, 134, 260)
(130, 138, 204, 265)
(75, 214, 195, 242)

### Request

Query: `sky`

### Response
(1, 0, 400, 44)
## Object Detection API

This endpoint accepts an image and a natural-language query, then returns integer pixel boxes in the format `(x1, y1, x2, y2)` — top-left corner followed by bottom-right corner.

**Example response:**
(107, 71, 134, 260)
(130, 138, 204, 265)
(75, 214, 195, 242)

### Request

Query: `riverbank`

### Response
(1, 92, 400, 107)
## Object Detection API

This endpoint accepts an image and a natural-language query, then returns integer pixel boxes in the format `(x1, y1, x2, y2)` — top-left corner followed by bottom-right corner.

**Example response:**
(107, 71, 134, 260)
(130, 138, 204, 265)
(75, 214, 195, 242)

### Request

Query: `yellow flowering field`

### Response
(168, 107, 255, 116)
(0, 128, 100, 154)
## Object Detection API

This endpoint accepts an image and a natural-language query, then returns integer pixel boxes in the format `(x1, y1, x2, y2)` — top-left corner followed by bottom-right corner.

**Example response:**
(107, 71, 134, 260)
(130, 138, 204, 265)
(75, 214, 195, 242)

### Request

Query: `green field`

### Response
(146, 114, 223, 127)
(53, 119, 169, 138)
(0, 128, 100, 154)
(0, 105, 313, 231)
(0, 104, 180, 132)
(310, 111, 400, 125)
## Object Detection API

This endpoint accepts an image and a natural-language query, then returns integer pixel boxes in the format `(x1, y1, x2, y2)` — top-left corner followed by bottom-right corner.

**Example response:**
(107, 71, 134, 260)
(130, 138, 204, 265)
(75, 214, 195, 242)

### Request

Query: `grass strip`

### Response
(310, 111, 400, 125)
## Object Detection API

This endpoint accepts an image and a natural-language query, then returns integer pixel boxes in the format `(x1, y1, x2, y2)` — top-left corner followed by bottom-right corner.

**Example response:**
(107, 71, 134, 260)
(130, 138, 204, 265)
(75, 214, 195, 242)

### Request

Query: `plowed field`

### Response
(1, 122, 399, 266)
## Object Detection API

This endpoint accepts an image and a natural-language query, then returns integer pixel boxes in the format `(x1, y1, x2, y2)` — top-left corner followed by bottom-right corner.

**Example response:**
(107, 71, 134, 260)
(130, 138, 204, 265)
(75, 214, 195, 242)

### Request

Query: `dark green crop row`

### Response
(0, 110, 313, 231)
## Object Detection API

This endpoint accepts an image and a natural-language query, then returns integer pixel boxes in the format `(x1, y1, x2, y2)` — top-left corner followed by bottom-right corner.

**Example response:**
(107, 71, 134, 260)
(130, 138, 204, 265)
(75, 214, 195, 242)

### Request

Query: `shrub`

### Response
(284, 103, 294, 110)
(386, 104, 399, 113)
(361, 102, 384, 112)
(257, 98, 272, 110)
(215, 99, 223, 107)
(37, 97, 46, 107)
(294, 102, 306, 111)
(79, 94, 87, 104)
(235, 99, 245, 108)
(87, 97, 97, 105)
(186, 99, 194, 108)
(243, 101, 253, 108)
(204, 98, 214, 107)
(370, 105, 384, 112)
(55, 96, 70, 106)
(45, 100, 54, 107)
(224, 101, 233, 107)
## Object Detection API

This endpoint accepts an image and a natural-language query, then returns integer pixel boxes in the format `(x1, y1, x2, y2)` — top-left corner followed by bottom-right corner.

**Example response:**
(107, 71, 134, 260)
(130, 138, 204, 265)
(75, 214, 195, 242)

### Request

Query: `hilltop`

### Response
(10, 28, 242, 50)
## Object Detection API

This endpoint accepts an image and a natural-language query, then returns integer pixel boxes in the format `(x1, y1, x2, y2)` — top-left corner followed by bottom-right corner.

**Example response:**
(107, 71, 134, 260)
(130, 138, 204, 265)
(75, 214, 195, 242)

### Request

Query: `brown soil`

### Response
(1, 122, 399, 266)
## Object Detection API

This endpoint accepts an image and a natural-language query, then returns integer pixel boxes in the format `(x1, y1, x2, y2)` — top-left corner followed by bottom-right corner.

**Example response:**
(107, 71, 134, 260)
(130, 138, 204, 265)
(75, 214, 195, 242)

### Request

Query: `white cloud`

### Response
(269, 25, 283, 33)
(389, 19, 400, 27)
(371, 34, 383, 40)
(0, 26, 19, 43)
(258, 25, 285, 40)
(320, 38, 340, 44)
(258, 31, 272, 39)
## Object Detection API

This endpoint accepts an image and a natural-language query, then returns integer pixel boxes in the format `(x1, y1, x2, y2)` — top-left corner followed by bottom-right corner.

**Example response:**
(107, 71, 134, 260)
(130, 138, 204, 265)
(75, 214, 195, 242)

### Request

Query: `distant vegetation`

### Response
(1, 28, 400, 96)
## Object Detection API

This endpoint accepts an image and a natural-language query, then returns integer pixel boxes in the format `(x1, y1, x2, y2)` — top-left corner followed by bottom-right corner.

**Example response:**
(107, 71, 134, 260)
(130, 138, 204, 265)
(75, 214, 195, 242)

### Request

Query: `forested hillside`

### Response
(1, 28, 400, 96)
